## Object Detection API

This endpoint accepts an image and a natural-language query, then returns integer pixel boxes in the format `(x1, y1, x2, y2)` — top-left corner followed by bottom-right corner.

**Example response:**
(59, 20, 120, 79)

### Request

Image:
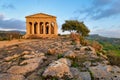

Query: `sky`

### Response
(0, 0, 120, 38)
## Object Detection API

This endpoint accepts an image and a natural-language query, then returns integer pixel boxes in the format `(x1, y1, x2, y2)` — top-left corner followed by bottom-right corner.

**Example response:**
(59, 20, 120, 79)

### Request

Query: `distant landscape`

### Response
(87, 34, 120, 56)
(0, 30, 120, 57)
(0, 30, 25, 40)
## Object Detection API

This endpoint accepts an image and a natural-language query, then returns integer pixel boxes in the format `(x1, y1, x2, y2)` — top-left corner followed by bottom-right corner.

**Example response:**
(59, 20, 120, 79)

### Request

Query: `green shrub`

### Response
(71, 61, 79, 68)
(71, 41, 77, 45)
(107, 53, 120, 66)
(90, 41, 103, 52)
(57, 54, 63, 59)
(71, 58, 79, 68)
(42, 76, 58, 80)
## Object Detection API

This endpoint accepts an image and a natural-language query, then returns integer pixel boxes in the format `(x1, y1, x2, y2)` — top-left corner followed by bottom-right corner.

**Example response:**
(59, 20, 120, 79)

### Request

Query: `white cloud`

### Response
(74, 0, 120, 20)
(0, 13, 25, 31)
(91, 27, 120, 38)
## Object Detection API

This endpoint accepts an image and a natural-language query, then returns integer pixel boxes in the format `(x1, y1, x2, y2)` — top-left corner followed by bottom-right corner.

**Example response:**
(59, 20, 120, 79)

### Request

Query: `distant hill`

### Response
(0, 30, 26, 40)
(0, 30, 26, 35)
(87, 34, 120, 46)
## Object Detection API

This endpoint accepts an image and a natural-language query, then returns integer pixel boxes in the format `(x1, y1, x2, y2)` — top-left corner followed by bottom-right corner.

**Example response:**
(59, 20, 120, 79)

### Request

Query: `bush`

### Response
(71, 61, 79, 68)
(90, 41, 103, 51)
(80, 39, 90, 46)
(70, 32, 80, 45)
(107, 53, 120, 66)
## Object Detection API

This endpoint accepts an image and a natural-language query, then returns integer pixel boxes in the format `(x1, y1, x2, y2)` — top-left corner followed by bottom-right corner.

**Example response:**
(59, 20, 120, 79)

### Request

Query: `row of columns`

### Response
(26, 22, 56, 35)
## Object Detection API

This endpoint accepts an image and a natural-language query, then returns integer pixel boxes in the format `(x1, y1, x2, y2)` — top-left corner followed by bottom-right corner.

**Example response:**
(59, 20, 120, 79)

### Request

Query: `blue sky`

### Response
(0, 0, 120, 38)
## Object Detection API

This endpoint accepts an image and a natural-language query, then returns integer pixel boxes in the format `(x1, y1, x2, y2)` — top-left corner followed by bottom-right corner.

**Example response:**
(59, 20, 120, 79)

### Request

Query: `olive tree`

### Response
(62, 20, 90, 37)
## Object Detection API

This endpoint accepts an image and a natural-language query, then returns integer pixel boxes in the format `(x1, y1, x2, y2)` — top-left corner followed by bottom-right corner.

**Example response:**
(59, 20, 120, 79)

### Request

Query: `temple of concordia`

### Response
(24, 13, 58, 38)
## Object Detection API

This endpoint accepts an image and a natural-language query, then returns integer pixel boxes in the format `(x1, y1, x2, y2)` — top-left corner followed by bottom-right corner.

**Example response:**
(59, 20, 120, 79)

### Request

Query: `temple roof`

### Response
(26, 13, 56, 18)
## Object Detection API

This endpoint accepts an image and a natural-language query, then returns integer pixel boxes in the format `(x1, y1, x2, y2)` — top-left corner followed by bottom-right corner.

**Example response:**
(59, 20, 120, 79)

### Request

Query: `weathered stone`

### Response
(20, 57, 45, 65)
(7, 63, 39, 75)
(0, 62, 12, 72)
(64, 50, 76, 59)
(74, 45, 81, 50)
(102, 60, 109, 65)
(42, 58, 73, 78)
(0, 73, 25, 80)
(89, 64, 120, 80)
(70, 68, 82, 80)
(89, 66, 111, 80)
(88, 46, 96, 54)
(83, 61, 91, 68)
(4, 54, 21, 61)
(23, 53, 45, 59)
(47, 48, 56, 55)
(57, 58, 71, 66)
(79, 72, 91, 80)
(65, 41, 71, 45)
(80, 46, 89, 52)
(7, 56, 46, 75)
(91, 62, 98, 66)
(99, 53, 108, 59)
(36, 52, 45, 57)
(22, 50, 30, 55)
(23, 54, 35, 59)
(80, 46, 96, 55)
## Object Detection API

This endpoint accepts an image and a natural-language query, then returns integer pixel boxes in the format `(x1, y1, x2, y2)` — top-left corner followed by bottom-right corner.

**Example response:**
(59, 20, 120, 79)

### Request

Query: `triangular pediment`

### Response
(26, 13, 56, 18)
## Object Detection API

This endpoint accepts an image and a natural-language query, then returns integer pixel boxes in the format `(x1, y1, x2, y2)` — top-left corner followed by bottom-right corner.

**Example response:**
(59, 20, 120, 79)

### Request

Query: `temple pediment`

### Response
(26, 13, 56, 18)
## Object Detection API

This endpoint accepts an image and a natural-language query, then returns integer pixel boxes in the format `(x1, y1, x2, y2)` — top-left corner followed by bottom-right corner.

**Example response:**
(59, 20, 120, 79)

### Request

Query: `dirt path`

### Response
(0, 39, 32, 48)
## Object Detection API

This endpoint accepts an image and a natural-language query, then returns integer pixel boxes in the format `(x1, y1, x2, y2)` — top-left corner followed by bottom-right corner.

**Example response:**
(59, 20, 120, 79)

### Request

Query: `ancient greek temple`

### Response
(24, 13, 58, 38)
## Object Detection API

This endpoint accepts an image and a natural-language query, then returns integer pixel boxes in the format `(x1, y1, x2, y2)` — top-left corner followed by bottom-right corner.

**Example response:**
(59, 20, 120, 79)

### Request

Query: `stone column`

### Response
(49, 22, 51, 34)
(55, 22, 58, 35)
(26, 22, 29, 34)
(32, 22, 34, 34)
(43, 22, 45, 34)
(37, 22, 40, 34)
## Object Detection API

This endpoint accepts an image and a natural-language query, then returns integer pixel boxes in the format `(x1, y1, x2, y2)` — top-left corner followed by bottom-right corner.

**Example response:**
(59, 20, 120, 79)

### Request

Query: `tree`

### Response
(62, 20, 90, 37)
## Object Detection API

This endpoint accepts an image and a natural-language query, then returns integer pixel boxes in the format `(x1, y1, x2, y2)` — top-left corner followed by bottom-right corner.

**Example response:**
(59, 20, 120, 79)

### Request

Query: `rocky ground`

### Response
(0, 37, 120, 80)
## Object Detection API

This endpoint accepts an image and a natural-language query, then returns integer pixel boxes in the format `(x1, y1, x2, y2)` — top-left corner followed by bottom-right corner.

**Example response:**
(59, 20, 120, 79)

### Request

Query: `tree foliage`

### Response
(62, 20, 90, 37)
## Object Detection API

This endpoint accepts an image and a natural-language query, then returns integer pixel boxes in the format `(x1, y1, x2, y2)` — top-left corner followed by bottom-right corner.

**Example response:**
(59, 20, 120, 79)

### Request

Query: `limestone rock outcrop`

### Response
(42, 58, 73, 79)
(0, 73, 25, 80)
(64, 50, 76, 59)
(89, 64, 120, 80)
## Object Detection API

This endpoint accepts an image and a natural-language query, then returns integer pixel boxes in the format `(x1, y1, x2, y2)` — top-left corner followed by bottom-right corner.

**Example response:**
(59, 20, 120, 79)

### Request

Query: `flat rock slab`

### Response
(89, 64, 120, 80)
(0, 73, 25, 80)
(7, 63, 39, 75)
(79, 72, 91, 80)
(42, 58, 73, 78)
(7, 57, 46, 75)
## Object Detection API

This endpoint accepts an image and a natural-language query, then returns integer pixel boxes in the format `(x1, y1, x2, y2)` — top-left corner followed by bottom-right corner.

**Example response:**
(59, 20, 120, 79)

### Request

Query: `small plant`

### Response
(71, 41, 77, 45)
(91, 41, 103, 52)
(57, 54, 63, 59)
(96, 51, 101, 56)
(71, 61, 79, 68)
(71, 58, 79, 68)
(88, 70, 94, 80)
(62, 74, 72, 80)
(42, 76, 58, 80)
